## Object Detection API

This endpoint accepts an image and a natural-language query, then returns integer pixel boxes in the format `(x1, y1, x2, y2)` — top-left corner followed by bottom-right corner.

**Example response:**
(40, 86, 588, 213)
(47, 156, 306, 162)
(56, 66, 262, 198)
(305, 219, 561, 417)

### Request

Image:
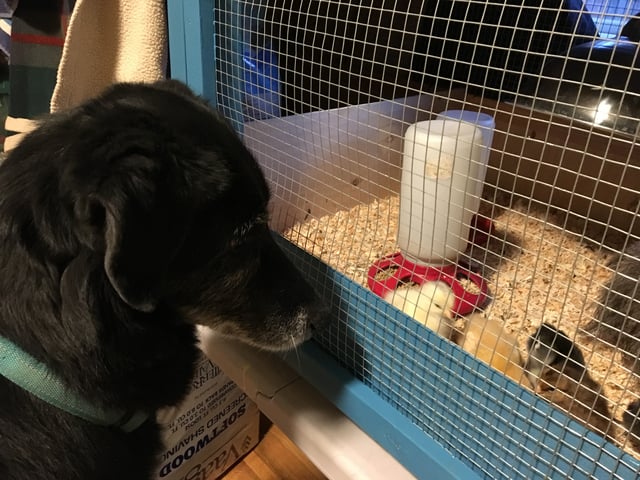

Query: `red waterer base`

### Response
(367, 215, 493, 317)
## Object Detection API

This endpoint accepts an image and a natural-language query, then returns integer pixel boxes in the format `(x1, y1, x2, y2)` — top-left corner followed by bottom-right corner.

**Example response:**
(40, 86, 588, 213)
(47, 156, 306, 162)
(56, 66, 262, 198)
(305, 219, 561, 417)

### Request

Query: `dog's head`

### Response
(35, 79, 327, 351)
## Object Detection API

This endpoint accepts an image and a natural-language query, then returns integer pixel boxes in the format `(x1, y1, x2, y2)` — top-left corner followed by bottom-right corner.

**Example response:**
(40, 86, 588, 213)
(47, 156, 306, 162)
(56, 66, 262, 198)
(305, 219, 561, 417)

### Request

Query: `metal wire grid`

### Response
(211, 1, 640, 478)
(278, 236, 638, 479)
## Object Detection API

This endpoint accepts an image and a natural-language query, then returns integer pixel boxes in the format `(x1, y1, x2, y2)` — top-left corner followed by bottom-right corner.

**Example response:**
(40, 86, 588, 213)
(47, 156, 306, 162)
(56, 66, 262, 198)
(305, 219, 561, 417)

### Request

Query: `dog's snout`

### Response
(305, 301, 332, 336)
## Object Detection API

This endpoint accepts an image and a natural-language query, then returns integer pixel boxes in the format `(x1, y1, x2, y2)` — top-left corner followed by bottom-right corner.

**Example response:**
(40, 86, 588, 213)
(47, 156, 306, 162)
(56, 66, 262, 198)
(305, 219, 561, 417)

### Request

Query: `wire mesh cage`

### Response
(169, 1, 640, 478)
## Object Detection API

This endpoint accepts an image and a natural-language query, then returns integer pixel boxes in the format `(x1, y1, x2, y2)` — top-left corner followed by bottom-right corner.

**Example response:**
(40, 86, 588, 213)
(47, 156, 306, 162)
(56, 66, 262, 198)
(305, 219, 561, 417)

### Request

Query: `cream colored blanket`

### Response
(50, 0, 168, 112)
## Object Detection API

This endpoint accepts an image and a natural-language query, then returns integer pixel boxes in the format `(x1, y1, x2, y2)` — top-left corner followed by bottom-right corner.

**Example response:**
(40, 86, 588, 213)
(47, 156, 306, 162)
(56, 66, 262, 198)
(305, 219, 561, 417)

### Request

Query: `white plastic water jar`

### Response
(437, 110, 495, 200)
(397, 116, 492, 265)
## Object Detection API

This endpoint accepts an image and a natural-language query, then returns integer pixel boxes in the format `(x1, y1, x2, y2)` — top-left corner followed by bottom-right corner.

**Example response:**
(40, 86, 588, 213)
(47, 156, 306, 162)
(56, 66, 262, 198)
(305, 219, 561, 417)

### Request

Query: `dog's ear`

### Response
(74, 155, 192, 312)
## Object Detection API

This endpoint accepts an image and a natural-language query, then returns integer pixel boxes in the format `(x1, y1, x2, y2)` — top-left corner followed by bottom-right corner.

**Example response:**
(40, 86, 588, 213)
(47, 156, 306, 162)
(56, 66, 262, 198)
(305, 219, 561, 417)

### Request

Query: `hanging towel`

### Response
(50, 0, 167, 113)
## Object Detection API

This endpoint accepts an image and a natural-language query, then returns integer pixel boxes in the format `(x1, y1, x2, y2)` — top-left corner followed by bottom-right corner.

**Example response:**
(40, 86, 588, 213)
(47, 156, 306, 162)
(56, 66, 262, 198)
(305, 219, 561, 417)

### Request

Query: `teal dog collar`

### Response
(0, 335, 148, 432)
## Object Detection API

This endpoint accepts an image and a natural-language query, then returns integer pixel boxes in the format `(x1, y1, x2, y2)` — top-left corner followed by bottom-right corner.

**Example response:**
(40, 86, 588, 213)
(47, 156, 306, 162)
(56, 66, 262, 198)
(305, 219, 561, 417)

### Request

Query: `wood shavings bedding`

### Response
(282, 194, 639, 456)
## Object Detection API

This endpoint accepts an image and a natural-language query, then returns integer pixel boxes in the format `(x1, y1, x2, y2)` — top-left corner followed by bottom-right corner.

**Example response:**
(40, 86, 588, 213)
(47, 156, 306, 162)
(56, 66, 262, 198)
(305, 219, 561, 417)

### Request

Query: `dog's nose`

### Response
(307, 301, 333, 336)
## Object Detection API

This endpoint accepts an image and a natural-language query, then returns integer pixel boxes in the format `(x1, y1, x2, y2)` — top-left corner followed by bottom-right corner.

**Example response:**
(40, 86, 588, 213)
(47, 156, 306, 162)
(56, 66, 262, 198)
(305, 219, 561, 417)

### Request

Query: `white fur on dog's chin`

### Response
(196, 324, 309, 354)
(187, 310, 311, 353)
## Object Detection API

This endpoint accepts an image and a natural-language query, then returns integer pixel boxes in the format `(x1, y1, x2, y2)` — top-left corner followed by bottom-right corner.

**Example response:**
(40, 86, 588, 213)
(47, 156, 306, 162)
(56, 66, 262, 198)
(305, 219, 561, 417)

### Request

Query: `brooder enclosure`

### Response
(169, 1, 640, 478)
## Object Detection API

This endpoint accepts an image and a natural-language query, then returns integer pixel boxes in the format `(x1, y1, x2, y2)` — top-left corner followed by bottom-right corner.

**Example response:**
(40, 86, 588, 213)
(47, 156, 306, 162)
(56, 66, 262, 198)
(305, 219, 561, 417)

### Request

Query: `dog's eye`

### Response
(87, 202, 106, 228)
(233, 221, 253, 239)
(232, 214, 269, 243)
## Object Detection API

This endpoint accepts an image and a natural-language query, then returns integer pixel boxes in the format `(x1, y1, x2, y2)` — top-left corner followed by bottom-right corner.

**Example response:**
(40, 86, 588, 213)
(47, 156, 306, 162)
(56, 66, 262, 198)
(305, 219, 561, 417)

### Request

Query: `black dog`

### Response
(0, 80, 327, 480)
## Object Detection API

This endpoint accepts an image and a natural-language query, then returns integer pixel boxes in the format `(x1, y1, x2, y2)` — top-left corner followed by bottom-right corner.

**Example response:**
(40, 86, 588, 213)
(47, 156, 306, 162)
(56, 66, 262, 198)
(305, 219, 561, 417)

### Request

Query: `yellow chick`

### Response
(458, 313, 532, 389)
(384, 281, 455, 339)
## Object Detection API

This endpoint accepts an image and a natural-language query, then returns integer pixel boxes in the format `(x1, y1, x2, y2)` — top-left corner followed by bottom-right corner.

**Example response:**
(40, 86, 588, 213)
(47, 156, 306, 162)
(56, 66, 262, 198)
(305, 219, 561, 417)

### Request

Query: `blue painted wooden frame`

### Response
(284, 340, 482, 480)
(167, 0, 244, 134)
(166, 0, 216, 105)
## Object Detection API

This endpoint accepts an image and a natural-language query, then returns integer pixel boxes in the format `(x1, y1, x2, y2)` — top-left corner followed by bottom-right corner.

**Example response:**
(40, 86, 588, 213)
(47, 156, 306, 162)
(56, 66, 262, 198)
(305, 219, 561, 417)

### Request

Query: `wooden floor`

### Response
(217, 416, 327, 480)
